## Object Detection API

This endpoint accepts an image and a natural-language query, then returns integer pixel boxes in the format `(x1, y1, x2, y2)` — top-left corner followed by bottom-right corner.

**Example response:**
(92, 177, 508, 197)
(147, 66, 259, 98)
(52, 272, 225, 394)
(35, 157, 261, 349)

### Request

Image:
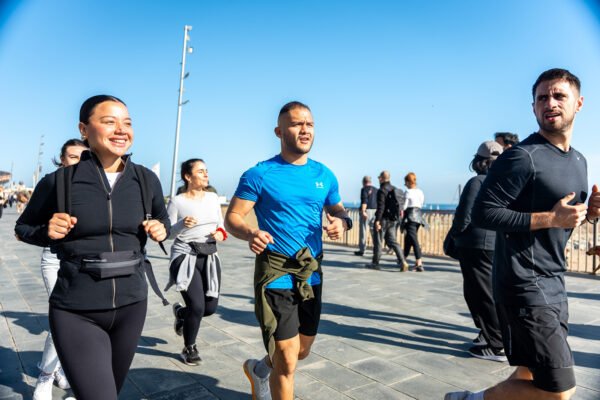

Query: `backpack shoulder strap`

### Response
(133, 164, 152, 219)
(133, 163, 168, 256)
(55, 166, 74, 214)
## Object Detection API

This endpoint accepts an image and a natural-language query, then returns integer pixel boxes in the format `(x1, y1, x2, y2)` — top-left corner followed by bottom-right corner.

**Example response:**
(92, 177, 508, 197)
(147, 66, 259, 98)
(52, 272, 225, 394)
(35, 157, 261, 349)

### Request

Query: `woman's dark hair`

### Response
(470, 155, 495, 175)
(180, 158, 205, 191)
(79, 95, 126, 147)
(52, 138, 87, 167)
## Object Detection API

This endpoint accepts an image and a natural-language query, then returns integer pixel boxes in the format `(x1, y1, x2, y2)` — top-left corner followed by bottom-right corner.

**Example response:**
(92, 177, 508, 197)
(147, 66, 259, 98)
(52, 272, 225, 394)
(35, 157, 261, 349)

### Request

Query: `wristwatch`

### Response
(342, 216, 353, 231)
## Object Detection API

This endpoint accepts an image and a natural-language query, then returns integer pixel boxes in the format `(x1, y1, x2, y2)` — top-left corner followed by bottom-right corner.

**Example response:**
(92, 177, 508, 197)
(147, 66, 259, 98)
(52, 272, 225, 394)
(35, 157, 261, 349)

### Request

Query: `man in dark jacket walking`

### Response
(367, 171, 409, 271)
(354, 175, 377, 256)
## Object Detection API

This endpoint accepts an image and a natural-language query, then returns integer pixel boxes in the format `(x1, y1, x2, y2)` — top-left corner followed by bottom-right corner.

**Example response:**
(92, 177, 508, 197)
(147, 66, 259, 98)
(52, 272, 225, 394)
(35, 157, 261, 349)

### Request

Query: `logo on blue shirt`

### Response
(315, 181, 324, 189)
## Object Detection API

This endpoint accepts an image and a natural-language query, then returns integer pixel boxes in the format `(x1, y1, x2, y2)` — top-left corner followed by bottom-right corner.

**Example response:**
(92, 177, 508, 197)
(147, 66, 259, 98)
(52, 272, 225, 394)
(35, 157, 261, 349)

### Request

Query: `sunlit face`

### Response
(275, 107, 314, 156)
(79, 101, 133, 159)
(533, 79, 583, 135)
(60, 145, 88, 167)
(185, 161, 209, 191)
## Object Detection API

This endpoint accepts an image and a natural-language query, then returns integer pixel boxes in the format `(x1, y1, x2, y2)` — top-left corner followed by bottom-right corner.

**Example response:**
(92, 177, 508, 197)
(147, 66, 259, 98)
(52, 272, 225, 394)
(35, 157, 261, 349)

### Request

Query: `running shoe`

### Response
(243, 359, 271, 400)
(365, 263, 381, 270)
(172, 302, 184, 336)
(415, 265, 425, 272)
(54, 367, 70, 389)
(354, 251, 364, 256)
(472, 332, 487, 346)
(33, 372, 54, 400)
(468, 345, 507, 362)
(444, 391, 472, 400)
(399, 262, 409, 272)
(180, 344, 201, 365)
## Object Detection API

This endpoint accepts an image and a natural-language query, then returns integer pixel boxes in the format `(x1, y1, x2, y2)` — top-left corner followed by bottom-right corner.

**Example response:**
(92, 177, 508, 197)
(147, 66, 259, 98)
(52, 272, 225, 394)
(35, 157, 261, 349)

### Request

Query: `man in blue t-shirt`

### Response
(225, 101, 351, 400)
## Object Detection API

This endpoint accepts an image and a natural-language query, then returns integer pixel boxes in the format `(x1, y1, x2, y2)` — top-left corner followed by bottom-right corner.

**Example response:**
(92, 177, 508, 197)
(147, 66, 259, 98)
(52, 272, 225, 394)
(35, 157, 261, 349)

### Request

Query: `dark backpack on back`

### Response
(55, 163, 170, 305)
(383, 186, 406, 221)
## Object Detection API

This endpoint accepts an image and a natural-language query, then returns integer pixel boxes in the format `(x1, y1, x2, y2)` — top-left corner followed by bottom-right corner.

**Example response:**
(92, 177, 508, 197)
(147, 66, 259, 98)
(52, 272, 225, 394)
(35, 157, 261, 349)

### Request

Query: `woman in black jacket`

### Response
(451, 140, 506, 363)
(15, 95, 170, 400)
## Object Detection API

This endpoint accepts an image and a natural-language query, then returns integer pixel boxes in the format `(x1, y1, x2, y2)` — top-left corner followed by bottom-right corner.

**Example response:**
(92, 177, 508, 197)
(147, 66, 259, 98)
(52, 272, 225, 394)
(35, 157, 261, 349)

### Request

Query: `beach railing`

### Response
(322, 208, 599, 275)
(221, 205, 598, 275)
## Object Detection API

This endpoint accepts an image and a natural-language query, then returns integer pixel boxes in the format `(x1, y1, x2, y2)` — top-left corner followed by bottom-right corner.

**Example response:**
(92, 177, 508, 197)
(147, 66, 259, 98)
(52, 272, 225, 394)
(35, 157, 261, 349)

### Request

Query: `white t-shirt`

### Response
(404, 188, 425, 209)
(105, 172, 122, 189)
(167, 192, 224, 243)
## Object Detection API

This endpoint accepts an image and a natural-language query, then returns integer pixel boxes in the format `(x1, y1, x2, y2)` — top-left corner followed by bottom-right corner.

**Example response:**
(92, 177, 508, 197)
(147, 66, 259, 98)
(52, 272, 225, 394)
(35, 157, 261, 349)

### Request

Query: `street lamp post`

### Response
(33, 135, 45, 187)
(170, 25, 193, 199)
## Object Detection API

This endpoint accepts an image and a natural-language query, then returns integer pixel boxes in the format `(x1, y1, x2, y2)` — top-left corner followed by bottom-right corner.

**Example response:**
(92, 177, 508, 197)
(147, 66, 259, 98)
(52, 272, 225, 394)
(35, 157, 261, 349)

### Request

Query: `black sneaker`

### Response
(172, 302, 184, 336)
(472, 331, 487, 346)
(468, 345, 507, 362)
(365, 263, 381, 270)
(181, 344, 201, 365)
(354, 251, 364, 256)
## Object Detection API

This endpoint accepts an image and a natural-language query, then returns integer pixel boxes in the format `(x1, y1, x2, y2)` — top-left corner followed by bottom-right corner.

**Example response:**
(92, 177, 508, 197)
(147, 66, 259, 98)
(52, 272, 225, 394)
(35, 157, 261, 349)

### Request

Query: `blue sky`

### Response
(1, 0, 600, 204)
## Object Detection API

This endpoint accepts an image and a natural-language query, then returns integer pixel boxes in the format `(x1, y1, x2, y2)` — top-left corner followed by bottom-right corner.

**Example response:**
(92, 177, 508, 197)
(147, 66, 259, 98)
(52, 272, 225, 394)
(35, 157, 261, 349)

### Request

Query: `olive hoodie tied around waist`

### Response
(254, 247, 322, 361)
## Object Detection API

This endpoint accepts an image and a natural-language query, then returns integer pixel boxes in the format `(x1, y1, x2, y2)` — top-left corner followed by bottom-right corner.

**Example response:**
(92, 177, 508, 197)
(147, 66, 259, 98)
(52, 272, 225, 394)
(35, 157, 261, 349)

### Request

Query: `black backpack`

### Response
(55, 163, 170, 305)
(383, 186, 406, 221)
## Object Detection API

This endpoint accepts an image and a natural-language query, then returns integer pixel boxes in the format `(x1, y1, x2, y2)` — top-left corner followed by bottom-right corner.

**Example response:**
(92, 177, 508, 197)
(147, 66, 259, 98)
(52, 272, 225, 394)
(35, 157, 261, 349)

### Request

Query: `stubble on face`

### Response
(533, 79, 583, 136)
(278, 107, 314, 156)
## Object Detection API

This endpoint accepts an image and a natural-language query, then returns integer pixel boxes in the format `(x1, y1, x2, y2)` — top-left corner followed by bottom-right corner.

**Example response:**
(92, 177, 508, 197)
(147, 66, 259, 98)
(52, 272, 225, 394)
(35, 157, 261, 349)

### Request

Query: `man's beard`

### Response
(537, 114, 574, 135)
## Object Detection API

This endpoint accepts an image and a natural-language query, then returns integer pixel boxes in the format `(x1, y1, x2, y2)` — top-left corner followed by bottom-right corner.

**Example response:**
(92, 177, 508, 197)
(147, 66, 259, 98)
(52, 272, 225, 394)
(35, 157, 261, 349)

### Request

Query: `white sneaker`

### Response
(54, 367, 70, 389)
(243, 359, 271, 400)
(33, 372, 54, 400)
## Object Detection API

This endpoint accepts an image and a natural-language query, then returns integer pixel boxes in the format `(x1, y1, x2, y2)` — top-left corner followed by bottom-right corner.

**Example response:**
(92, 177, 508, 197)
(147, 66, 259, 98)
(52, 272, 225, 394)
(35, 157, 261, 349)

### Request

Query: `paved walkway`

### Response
(1, 207, 599, 400)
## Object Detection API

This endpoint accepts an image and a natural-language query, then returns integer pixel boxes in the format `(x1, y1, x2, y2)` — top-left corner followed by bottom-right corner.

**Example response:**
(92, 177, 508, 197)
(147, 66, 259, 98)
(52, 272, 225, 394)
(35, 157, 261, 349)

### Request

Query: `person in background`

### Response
(354, 175, 377, 256)
(494, 132, 519, 149)
(15, 95, 169, 400)
(368, 171, 409, 271)
(32, 138, 88, 400)
(165, 158, 226, 366)
(402, 172, 425, 272)
(451, 140, 506, 363)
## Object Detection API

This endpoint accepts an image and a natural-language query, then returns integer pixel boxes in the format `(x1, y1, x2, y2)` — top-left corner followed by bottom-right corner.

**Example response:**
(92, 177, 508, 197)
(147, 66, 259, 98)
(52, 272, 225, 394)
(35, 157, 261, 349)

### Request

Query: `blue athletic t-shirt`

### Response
(234, 155, 341, 289)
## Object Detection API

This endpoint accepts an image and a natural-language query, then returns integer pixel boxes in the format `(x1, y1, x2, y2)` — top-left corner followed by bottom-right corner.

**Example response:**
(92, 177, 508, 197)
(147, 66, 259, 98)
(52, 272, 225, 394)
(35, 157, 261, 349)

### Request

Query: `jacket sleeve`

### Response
(472, 149, 533, 232)
(14, 174, 57, 247)
(452, 176, 481, 233)
(375, 187, 385, 222)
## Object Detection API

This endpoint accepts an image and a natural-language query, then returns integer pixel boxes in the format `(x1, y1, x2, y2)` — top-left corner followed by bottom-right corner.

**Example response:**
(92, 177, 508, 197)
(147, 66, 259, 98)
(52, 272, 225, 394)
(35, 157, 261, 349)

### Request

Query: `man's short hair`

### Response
(532, 68, 581, 100)
(278, 101, 311, 118)
(362, 175, 371, 184)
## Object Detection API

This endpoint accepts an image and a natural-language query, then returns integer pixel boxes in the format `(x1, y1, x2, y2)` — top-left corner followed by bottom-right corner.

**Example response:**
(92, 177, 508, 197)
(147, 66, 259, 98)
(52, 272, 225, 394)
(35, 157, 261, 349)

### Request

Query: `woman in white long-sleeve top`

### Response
(165, 158, 227, 365)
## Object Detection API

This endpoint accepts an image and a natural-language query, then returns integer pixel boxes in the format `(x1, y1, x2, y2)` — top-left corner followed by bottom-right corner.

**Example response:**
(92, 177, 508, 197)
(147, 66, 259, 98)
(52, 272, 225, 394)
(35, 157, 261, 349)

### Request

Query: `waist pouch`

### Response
(81, 250, 142, 279)
(189, 241, 217, 255)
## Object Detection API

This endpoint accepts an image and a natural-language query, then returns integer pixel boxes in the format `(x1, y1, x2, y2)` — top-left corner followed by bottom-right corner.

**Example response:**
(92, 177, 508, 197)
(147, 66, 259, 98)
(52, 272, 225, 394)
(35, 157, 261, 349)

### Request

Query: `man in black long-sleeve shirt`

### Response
(445, 69, 600, 400)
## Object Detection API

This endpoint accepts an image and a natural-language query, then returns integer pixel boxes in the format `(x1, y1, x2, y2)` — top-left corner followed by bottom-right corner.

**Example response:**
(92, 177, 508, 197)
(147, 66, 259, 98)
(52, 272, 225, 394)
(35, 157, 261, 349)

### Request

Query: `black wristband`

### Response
(342, 216, 353, 231)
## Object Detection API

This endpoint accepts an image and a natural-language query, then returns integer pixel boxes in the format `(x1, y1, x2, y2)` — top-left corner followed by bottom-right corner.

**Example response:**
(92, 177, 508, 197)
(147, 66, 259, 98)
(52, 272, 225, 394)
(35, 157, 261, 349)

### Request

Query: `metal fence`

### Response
(322, 208, 599, 275)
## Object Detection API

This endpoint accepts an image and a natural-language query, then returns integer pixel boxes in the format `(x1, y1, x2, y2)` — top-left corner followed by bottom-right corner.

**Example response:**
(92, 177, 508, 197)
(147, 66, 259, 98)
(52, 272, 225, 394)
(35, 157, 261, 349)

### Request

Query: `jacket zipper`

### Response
(93, 157, 128, 308)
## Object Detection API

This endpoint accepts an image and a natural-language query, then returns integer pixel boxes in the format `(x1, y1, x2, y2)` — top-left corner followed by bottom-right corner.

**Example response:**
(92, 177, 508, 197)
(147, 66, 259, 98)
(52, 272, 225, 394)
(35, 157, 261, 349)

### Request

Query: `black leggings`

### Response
(403, 221, 422, 260)
(173, 254, 219, 346)
(49, 299, 147, 400)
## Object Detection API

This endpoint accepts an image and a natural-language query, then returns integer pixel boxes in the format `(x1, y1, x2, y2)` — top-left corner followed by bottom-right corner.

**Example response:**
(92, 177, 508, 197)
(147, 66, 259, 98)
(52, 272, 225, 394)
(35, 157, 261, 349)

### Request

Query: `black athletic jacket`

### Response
(15, 151, 170, 310)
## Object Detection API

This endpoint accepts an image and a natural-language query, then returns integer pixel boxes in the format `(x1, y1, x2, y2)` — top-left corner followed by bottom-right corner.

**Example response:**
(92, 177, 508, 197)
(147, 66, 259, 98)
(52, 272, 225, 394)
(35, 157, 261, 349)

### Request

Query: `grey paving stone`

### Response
(346, 382, 416, 399)
(347, 356, 421, 385)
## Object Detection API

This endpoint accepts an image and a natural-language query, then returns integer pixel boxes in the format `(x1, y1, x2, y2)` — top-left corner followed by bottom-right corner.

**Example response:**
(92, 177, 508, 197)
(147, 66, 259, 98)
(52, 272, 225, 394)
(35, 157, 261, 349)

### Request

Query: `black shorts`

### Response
(265, 284, 322, 341)
(497, 301, 575, 393)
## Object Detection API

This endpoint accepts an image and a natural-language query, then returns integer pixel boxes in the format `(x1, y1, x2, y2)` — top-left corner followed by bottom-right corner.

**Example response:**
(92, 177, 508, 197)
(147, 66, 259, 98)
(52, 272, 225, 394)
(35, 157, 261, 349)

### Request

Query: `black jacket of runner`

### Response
(15, 151, 170, 310)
